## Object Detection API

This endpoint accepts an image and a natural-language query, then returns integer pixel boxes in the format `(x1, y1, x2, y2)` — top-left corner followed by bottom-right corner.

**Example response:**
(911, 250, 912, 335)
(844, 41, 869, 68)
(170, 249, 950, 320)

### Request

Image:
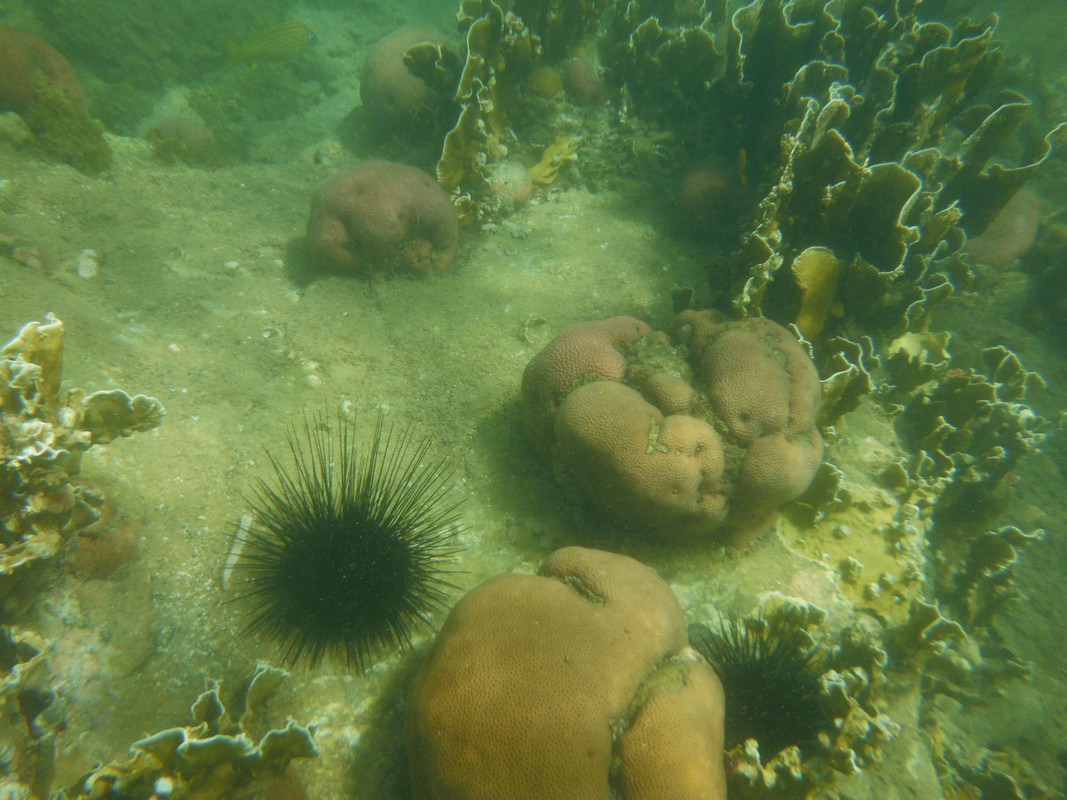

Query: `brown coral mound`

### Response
(360, 27, 448, 127)
(0, 26, 110, 173)
(146, 115, 222, 167)
(522, 311, 823, 545)
(0, 26, 86, 114)
(405, 546, 726, 800)
(521, 315, 652, 452)
(305, 160, 458, 276)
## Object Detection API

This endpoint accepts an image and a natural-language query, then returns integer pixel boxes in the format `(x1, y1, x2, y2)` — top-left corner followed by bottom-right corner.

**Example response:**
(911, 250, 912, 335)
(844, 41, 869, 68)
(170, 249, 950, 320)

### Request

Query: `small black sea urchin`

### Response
(232, 410, 462, 670)
(692, 616, 831, 759)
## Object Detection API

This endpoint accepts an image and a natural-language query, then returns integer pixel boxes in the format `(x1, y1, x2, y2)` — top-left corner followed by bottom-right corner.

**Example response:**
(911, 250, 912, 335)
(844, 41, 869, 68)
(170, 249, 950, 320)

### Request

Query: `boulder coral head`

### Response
(306, 159, 458, 276)
(0, 26, 86, 115)
(522, 311, 822, 545)
(0, 26, 110, 173)
(359, 27, 450, 128)
(405, 545, 726, 800)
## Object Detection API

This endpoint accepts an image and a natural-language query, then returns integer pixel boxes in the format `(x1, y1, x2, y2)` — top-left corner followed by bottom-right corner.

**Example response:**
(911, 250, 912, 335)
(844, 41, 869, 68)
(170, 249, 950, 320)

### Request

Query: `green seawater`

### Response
(0, 0, 1064, 798)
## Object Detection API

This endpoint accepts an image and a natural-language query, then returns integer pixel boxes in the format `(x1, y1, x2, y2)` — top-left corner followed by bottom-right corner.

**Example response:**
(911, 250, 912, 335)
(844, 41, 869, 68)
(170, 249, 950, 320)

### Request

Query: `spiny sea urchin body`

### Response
(692, 616, 831, 759)
(233, 410, 462, 669)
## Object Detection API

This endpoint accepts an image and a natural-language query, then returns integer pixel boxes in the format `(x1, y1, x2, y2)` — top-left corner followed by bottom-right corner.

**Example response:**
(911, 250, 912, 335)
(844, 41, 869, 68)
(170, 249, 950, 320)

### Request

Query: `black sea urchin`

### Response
(232, 410, 462, 670)
(692, 616, 830, 758)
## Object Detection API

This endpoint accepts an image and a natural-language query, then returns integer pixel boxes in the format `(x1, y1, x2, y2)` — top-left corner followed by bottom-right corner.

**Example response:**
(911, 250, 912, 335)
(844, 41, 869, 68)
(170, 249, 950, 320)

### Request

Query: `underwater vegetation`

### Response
(230, 410, 463, 670)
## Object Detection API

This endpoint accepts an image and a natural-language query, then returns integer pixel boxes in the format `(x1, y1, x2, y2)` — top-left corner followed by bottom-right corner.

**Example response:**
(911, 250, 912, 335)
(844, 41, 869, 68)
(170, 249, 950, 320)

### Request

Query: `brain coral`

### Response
(405, 546, 726, 800)
(522, 310, 823, 545)
(306, 159, 458, 276)
(359, 27, 448, 127)
(0, 26, 86, 115)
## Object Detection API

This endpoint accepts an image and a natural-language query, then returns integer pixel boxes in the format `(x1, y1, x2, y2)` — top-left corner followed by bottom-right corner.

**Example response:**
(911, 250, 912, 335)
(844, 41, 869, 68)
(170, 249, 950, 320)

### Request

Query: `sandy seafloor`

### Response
(2, 0, 1067, 798)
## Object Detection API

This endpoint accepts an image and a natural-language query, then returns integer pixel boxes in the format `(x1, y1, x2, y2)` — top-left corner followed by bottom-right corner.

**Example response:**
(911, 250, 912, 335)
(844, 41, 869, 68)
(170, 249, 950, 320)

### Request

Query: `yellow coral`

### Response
(791, 246, 844, 338)
(529, 135, 581, 185)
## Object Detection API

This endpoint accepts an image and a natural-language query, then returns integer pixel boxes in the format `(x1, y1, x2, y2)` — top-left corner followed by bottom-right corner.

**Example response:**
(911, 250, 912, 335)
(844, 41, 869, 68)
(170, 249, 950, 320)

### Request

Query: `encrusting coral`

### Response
(0, 314, 164, 618)
(522, 311, 822, 545)
(405, 546, 726, 800)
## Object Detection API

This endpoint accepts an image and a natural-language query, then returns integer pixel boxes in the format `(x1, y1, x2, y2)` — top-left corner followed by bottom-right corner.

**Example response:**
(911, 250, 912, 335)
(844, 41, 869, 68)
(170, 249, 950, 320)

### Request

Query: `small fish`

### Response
(222, 20, 315, 69)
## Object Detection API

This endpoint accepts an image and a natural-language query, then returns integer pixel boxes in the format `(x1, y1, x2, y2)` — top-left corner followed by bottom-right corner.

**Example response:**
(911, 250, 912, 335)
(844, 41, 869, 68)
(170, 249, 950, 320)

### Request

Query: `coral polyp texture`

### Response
(305, 159, 459, 276)
(522, 312, 822, 544)
(405, 546, 726, 800)
(0, 314, 164, 619)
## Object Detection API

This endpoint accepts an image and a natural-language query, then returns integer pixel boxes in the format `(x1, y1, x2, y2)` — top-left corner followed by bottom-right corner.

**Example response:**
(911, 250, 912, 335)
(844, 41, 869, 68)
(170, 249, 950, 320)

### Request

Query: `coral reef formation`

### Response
(0, 25, 111, 172)
(691, 594, 899, 799)
(360, 28, 452, 129)
(58, 661, 317, 800)
(306, 160, 459, 276)
(604, 0, 1065, 355)
(405, 546, 726, 800)
(396, 0, 606, 223)
(522, 312, 822, 544)
(0, 314, 164, 619)
(0, 626, 64, 799)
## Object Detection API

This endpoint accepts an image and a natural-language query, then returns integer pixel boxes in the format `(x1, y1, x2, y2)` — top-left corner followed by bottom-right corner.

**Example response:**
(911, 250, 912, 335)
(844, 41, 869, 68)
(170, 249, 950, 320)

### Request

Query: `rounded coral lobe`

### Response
(305, 159, 458, 276)
(522, 311, 823, 545)
(405, 546, 726, 800)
